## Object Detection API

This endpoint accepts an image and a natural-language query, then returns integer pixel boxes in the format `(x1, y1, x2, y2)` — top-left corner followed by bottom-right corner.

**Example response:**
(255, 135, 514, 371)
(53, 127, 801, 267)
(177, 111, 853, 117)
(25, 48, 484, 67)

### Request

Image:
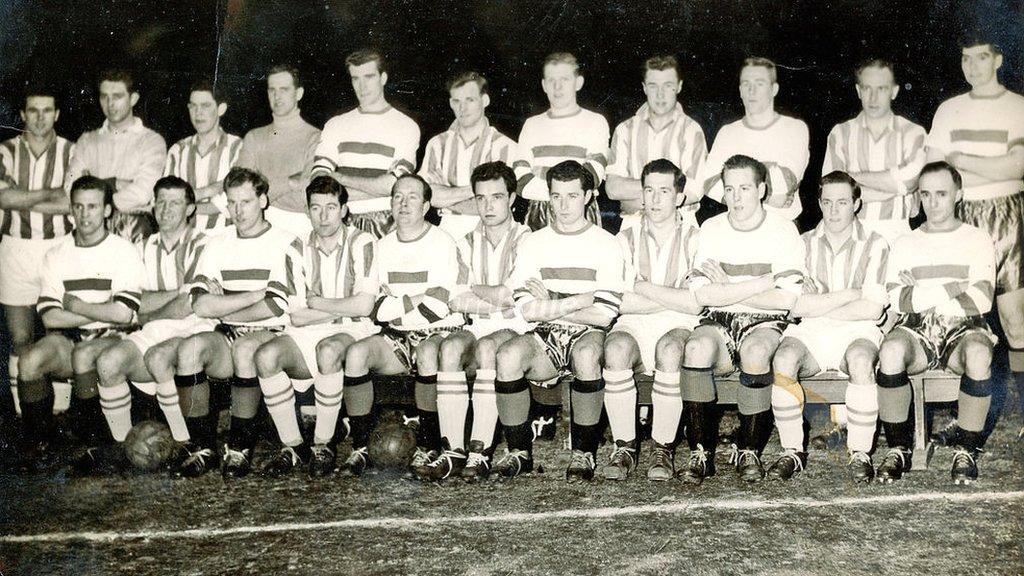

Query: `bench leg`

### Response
(911, 376, 929, 471)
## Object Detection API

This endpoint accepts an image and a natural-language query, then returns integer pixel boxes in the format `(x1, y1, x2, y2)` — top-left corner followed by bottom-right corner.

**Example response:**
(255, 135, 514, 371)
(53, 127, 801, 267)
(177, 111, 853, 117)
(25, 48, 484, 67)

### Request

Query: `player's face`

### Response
(349, 61, 387, 108)
(99, 80, 137, 124)
(21, 96, 59, 139)
(154, 186, 193, 235)
(542, 62, 582, 111)
(226, 182, 268, 234)
(391, 178, 430, 230)
(855, 66, 898, 119)
(71, 188, 111, 238)
(722, 167, 765, 224)
(819, 182, 859, 234)
(188, 90, 224, 135)
(961, 45, 1003, 89)
(642, 68, 682, 116)
(473, 178, 513, 227)
(549, 178, 591, 228)
(449, 82, 489, 129)
(641, 171, 682, 224)
(308, 193, 345, 239)
(919, 170, 962, 228)
(739, 65, 777, 116)
(267, 71, 303, 117)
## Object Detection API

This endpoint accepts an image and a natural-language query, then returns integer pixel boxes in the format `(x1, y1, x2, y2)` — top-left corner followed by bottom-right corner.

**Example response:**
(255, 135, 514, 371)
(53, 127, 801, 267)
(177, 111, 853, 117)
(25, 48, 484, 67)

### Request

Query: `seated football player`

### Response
(493, 160, 625, 483)
(875, 161, 997, 485)
(425, 161, 532, 482)
(17, 176, 144, 473)
(767, 171, 889, 483)
(174, 167, 303, 479)
(326, 174, 463, 477)
(601, 159, 702, 482)
(253, 175, 378, 477)
(91, 176, 211, 472)
(680, 154, 805, 483)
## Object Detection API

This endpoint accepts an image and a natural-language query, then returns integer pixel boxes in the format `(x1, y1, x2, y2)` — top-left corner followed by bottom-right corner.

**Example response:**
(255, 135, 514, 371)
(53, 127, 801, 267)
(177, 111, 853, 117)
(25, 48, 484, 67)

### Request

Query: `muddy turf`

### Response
(1, 402, 1022, 575)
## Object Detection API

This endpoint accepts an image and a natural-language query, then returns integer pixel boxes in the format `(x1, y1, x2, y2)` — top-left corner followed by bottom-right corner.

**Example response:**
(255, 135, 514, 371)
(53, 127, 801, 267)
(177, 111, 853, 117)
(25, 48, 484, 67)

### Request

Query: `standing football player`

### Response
(768, 171, 889, 483)
(602, 159, 702, 481)
(925, 36, 1024, 441)
(17, 176, 144, 473)
(174, 167, 303, 479)
(494, 160, 625, 482)
(91, 176, 210, 470)
(66, 69, 166, 242)
(681, 155, 805, 483)
(312, 49, 420, 239)
(326, 174, 462, 477)
(426, 161, 531, 482)
(701, 58, 809, 221)
(822, 59, 927, 244)
(419, 72, 517, 241)
(0, 87, 74, 426)
(514, 53, 610, 230)
(875, 162, 997, 485)
(253, 175, 379, 477)
(606, 55, 707, 230)
(164, 80, 243, 232)
(236, 64, 320, 239)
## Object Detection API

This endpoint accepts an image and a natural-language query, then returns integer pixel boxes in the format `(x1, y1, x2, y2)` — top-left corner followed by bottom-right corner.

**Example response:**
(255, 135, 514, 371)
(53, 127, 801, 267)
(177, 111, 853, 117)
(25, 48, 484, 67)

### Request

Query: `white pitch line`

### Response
(3, 490, 1022, 544)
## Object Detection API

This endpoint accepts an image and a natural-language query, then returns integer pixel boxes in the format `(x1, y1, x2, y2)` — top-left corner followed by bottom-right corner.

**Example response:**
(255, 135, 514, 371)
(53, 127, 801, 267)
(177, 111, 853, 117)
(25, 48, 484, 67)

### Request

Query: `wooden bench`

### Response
(367, 370, 962, 470)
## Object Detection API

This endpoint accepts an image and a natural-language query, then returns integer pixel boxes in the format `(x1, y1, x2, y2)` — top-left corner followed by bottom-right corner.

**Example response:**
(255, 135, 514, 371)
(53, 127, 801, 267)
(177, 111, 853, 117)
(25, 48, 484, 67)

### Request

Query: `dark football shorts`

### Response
(699, 310, 790, 364)
(530, 322, 602, 378)
(958, 192, 1023, 295)
(381, 326, 460, 371)
(893, 313, 997, 370)
(214, 323, 283, 345)
(58, 325, 137, 344)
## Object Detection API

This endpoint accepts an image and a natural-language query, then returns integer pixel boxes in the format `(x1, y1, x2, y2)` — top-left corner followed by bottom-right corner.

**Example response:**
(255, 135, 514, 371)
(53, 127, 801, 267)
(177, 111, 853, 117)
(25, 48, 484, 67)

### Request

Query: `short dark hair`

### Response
(98, 69, 135, 93)
(722, 154, 767, 186)
(267, 64, 303, 89)
(544, 52, 581, 75)
(818, 170, 861, 202)
(641, 159, 686, 193)
(23, 85, 58, 109)
(189, 79, 225, 104)
(154, 175, 196, 205)
(546, 160, 595, 192)
(643, 55, 681, 80)
(742, 57, 777, 84)
(346, 49, 387, 75)
(855, 58, 897, 83)
(919, 161, 963, 191)
(471, 161, 516, 196)
(223, 166, 270, 197)
(960, 32, 1003, 55)
(70, 175, 115, 207)
(448, 71, 489, 95)
(306, 175, 349, 207)
(392, 173, 433, 203)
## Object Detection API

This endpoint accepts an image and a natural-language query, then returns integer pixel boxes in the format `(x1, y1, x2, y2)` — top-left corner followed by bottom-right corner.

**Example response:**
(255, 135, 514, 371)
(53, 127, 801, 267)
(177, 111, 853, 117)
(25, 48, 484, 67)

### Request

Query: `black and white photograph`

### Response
(0, 1, 1022, 574)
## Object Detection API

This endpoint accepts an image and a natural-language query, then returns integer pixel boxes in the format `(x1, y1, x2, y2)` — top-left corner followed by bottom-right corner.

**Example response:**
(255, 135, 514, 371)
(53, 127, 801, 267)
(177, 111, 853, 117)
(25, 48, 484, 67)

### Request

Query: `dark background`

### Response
(1, 0, 1021, 230)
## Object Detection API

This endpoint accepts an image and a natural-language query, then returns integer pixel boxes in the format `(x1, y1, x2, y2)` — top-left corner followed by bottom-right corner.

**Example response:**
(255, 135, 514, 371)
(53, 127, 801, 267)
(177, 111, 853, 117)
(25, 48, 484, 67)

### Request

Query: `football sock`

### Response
(877, 370, 912, 425)
(312, 370, 344, 446)
(52, 380, 72, 413)
(436, 371, 469, 451)
(98, 379, 133, 442)
(9, 354, 20, 417)
(231, 376, 261, 420)
(845, 381, 878, 453)
(957, 374, 992, 434)
(344, 373, 374, 449)
(414, 374, 440, 450)
(602, 368, 636, 443)
(771, 372, 804, 452)
(74, 371, 110, 445)
(260, 371, 301, 447)
(569, 377, 604, 454)
(684, 400, 719, 452)
(469, 368, 498, 450)
(229, 415, 258, 453)
(495, 377, 531, 452)
(154, 379, 189, 442)
(651, 369, 682, 446)
(738, 371, 774, 451)
(18, 377, 52, 440)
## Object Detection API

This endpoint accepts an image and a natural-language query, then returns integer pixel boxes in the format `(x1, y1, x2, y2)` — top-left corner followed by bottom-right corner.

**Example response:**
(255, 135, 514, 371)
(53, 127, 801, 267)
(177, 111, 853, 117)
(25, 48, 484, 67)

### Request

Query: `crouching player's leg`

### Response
(766, 337, 818, 480)
(945, 326, 996, 484)
(254, 333, 316, 477)
(875, 326, 930, 483)
(15, 334, 74, 470)
(677, 326, 731, 485)
(67, 335, 128, 475)
(600, 330, 642, 481)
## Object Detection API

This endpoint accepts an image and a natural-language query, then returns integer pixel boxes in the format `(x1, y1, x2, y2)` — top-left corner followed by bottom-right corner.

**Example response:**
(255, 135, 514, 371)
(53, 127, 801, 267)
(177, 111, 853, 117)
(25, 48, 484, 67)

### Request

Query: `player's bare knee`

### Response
(253, 341, 281, 377)
(683, 336, 715, 368)
(604, 332, 635, 370)
(95, 346, 127, 384)
(439, 337, 465, 370)
(144, 344, 174, 373)
(962, 338, 993, 378)
(772, 341, 803, 377)
(473, 338, 498, 368)
(877, 338, 908, 373)
(343, 341, 370, 375)
(570, 339, 602, 373)
(315, 340, 343, 374)
(843, 346, 876, 381)
(231, 337, 261, 367)
(739, 335, 775, 369)
(495, 341, 527, 375)
(71, 344, 100, 375)
(655, 333, 683, 366)
(18, 345, 47, 381)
